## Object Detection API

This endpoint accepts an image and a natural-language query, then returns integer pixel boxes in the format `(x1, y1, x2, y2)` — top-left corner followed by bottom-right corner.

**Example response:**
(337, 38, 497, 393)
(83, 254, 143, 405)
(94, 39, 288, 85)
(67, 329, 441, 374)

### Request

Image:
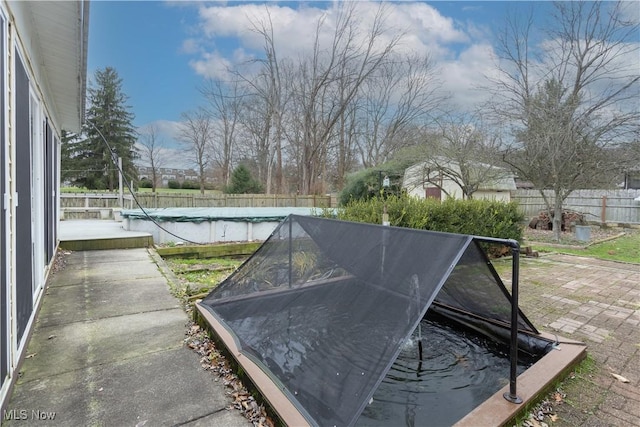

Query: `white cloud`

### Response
(180, 38, 200, 55)
(189, 2, 471, 70)
(178, 3, 633, 120)
(138, 119, 183, 142)
(189, 50, 234, 80)
(181, 1, 493, 111)
(439, 43, 497, 109)
(619, 1, 640, 25)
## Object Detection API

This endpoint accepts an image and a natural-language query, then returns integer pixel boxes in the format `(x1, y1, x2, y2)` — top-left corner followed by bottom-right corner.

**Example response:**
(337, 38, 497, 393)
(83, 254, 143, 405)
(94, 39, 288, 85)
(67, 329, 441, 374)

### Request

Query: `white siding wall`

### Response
(0, 1, 81, 410)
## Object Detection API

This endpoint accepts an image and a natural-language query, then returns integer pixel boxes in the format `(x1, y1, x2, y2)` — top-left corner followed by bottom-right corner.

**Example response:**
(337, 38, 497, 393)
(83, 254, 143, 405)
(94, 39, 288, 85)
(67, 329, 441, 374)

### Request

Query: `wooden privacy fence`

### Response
(60, 193, 135, 209)
(61, 192, 334, 209)
(133, 193, 333, 208)
(514, 189, 640, 225)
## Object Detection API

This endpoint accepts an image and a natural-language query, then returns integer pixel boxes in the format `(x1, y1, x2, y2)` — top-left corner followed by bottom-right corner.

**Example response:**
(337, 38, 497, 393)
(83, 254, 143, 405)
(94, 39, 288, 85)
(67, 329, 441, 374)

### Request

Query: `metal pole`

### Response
(503, 244, 523, 404)
(288, 218, 293, 288)
(118, 156, 124, 208)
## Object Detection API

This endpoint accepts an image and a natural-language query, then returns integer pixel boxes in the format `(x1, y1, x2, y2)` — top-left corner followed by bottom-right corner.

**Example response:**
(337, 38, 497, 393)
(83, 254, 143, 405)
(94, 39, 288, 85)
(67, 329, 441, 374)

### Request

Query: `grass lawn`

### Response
(531, 231, 640, 264)
(163, 257, 242, 301)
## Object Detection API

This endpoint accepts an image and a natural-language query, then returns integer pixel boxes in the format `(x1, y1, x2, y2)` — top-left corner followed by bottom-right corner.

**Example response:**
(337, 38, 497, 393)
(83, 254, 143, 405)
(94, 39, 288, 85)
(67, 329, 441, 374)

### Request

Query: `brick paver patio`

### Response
(496, 253, 640, 426)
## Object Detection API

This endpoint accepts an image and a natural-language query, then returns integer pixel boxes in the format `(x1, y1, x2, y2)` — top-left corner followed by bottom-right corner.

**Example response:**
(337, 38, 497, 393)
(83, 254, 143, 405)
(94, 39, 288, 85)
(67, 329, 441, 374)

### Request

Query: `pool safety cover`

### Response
(120, 207, 326, 223)
(198, 215, 537, 426)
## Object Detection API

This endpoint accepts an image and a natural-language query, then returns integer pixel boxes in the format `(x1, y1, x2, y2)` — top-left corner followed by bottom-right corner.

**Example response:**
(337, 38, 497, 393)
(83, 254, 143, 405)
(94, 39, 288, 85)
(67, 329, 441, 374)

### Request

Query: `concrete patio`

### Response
(5, 220, 248, 426)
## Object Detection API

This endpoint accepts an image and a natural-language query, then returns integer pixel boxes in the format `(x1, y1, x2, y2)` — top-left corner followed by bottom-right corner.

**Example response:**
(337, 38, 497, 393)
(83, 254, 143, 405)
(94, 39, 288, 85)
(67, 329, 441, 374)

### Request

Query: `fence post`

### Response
(601, 196, 607, 224)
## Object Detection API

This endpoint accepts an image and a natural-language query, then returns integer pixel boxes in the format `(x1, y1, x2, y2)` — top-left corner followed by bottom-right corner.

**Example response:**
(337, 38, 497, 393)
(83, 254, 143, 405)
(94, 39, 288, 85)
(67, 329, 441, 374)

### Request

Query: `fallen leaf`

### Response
(25, 353, 37, 359)
(552, 392, 563, 403)
(47, 334, 56, 340)
(549, 414, 558, 422)
(611, 373, 630, 383)
(526, 418, 542, 427)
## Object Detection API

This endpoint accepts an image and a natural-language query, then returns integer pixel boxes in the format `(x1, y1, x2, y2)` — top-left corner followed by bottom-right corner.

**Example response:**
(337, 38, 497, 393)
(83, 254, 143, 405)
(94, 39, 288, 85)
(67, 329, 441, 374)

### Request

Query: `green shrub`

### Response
(138, 178, 153, 188)
(339, 169, 378, 205)
(181, 180, 199, 190)
(167, 179, 181, 189)
(323, 194, 524, 243)
(339, 165, 406, 205)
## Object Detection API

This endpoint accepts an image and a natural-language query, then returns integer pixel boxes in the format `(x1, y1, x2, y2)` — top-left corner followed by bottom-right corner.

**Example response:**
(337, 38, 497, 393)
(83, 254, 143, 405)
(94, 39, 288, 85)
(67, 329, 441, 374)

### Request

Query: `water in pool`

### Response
(356, 317, 532, 426)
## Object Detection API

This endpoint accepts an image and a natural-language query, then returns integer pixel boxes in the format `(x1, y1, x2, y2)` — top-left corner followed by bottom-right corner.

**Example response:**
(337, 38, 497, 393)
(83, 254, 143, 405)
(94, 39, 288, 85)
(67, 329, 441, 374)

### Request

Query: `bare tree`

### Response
(290, 2, 403, 194)
(178, 109, 214, 194)
(235, 93, 276, 192)
(489, 1, 639, 240)
(200, 78, 243, 188)
(356, 54, 443, 169)
(246, 9, 288, 194)
(333, 98, 360, 189)
(138, 124, 165, 192)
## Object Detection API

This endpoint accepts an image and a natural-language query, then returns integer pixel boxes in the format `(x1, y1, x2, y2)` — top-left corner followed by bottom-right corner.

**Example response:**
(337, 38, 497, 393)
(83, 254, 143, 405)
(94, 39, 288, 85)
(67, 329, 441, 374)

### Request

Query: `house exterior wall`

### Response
(0, 1, 87, 411)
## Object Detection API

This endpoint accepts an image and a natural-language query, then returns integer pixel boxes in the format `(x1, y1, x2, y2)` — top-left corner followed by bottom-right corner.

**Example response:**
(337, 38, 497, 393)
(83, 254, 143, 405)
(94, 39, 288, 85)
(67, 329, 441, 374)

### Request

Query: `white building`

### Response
(0, 1, 89, 409)
(403, 159, 516, 202)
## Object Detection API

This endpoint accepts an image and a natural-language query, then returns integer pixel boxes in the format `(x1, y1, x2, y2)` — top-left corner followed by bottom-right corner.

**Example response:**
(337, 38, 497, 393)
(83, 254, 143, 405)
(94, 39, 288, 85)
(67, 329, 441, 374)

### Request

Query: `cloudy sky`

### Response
(88, 1, 639, 167)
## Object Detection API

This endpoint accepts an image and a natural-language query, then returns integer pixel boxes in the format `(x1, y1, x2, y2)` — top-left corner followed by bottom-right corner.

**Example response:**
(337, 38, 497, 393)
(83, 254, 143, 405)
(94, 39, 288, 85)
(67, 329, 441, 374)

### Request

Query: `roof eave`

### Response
(26, 1, 89, 133)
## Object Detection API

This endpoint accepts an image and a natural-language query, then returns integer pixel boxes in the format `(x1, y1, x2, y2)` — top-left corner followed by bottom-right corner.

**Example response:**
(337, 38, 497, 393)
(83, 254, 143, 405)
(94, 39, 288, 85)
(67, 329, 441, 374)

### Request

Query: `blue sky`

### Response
(89, 1, 201, 125)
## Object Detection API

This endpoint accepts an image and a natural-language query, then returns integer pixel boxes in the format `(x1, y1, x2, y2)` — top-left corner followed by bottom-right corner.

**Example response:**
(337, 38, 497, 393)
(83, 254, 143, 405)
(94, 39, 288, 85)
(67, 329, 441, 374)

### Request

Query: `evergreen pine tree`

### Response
(60, 130, 82, 186)
(225, 165, 263, 194)
(63, 67, 137, 190)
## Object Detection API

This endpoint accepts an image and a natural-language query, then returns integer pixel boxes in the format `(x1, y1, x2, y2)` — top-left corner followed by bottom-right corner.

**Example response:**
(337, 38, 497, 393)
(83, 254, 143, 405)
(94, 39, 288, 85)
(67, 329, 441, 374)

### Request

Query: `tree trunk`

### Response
(553, 191, 563, 242)
(200, 165, 206, 195)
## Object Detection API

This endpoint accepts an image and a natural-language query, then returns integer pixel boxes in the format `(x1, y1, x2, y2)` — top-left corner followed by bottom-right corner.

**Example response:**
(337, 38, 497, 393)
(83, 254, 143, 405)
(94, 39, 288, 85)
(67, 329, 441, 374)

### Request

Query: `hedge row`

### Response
(321, 195, 524, 242)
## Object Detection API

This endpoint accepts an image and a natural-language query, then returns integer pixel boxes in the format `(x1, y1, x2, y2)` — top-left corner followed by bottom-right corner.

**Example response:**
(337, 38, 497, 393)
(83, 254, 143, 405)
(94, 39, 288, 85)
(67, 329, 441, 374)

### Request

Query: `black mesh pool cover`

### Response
(199, 215, 536, 426)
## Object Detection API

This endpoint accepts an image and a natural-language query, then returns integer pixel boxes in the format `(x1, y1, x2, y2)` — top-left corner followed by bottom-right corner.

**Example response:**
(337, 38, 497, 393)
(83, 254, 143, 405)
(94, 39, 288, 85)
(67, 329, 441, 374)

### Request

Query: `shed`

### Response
(403, 158, 516, 201)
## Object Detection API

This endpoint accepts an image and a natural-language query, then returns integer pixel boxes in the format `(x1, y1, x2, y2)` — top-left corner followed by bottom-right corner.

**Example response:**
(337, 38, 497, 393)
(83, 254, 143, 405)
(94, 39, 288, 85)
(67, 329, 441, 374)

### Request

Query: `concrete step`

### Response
(59, 235, 153, 251)
(59, 220, 153, 251)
